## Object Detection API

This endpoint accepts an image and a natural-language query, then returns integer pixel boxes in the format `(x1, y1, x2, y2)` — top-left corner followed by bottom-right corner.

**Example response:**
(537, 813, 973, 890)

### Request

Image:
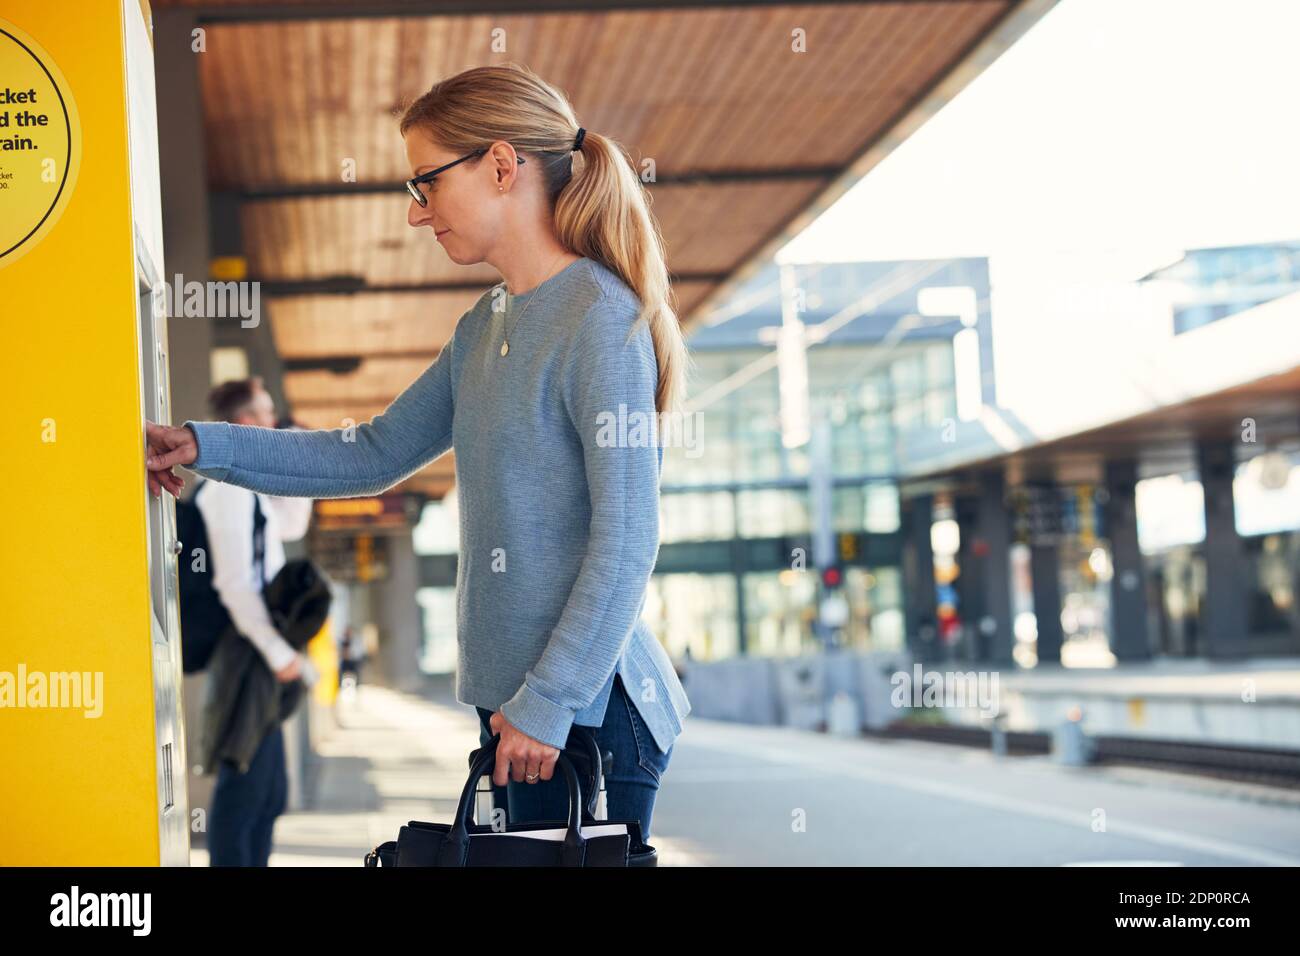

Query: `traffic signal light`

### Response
(821, 565, 843, 589)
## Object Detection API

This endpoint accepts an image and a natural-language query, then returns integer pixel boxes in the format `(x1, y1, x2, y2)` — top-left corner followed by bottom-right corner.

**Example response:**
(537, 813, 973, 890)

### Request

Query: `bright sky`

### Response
(780, 0, 1300, 274)
(776, 0, 1300, 432)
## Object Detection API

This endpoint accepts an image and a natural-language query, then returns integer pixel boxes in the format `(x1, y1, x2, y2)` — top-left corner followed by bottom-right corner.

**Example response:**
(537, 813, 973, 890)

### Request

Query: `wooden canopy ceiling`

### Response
(153, 0, 1040, 498)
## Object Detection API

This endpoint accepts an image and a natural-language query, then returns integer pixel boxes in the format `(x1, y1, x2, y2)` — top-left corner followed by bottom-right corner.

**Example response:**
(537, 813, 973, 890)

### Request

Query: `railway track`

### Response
(870, 722, 1300, 789)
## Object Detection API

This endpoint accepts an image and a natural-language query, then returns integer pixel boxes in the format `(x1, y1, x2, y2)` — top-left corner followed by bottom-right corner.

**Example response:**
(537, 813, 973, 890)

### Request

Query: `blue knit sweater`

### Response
(184, 257, 690, 753)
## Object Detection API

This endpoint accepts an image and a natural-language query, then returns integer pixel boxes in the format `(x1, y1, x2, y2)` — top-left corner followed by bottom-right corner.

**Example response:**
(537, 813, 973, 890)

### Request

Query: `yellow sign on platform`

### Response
(0, 17, 80, 268)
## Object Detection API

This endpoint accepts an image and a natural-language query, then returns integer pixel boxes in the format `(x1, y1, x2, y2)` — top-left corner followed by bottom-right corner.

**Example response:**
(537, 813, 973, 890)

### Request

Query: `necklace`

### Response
(500, 251, 569, 357)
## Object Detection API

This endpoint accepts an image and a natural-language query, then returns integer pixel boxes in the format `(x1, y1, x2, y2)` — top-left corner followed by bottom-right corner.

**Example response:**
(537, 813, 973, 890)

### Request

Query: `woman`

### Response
(146, 63, 692, 846)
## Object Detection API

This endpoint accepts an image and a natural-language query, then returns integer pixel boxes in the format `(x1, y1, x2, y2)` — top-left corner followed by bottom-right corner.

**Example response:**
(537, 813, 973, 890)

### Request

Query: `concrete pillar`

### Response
(809, 417, 835, 645)
(154, 10, 213, 427)
(346, 579, 373, 677)
(1103, 459, 1152, 661)
(973, 471, 1015, 666)
(1028, 499, 1065, 663)
(731, 491, 748, 655)
(1196, 439, 1249, 658)
(207, 193, 291, 411)
(901, 493, 938, 664)
(373, 532, 425, 691)
(1029, 542, 1063, 664)
(953, 495, 982, 664)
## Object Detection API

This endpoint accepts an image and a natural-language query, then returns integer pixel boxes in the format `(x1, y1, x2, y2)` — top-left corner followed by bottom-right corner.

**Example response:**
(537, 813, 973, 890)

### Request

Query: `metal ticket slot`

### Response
(0, 0, 190, 865)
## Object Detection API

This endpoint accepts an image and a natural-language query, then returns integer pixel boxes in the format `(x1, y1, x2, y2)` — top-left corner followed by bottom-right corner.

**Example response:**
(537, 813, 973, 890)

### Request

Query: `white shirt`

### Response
(195, 480, 314, 672)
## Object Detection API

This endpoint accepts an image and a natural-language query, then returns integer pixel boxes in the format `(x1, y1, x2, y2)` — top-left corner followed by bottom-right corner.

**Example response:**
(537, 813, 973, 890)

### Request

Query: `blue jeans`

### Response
(476, 673, 673, 844)
(208, 724, 287, 866)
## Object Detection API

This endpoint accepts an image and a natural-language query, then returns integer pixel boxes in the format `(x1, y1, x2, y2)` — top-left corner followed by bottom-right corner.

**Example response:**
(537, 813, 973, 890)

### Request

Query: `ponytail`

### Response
(554, 130, 687, 416)
(399, 63, 689, 416)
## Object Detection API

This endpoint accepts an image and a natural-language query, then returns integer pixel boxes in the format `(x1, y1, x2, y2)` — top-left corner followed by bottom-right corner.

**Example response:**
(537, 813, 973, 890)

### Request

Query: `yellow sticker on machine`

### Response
(0, 18, 81, 268)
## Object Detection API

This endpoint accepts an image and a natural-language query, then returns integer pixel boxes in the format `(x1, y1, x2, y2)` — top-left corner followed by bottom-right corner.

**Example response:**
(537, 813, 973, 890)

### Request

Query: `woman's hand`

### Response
(145, 420, 197, 498)
(488, 711, 560, 786)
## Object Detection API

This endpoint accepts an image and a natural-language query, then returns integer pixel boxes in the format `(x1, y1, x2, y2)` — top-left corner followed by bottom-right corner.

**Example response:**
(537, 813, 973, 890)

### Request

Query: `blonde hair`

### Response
(399, 63, 688, 415)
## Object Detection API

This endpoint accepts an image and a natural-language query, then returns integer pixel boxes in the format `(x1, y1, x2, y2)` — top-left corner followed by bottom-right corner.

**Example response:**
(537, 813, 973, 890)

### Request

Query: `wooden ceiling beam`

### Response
(231, 167, 839, 200)
(256, 273, 727, 296)
(193, 0, 1001, 27)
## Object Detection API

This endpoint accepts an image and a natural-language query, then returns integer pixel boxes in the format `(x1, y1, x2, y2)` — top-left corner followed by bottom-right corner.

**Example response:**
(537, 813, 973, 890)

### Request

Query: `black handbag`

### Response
(364, 727, 658, 867)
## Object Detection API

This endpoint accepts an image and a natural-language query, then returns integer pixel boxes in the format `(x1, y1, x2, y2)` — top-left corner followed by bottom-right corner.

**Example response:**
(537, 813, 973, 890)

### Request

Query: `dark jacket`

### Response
(197, 558, 332, 775)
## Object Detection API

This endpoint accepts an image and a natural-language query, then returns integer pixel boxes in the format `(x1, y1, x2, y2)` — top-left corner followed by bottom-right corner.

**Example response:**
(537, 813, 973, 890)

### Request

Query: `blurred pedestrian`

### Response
(338, 626, 366, 689)
(193, 377, 315, 867)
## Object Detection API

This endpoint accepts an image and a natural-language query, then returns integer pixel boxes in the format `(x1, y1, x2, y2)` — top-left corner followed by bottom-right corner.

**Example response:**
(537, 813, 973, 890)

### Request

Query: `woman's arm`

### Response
(497, 300, 663, 750)
(152, 330, 457, 500)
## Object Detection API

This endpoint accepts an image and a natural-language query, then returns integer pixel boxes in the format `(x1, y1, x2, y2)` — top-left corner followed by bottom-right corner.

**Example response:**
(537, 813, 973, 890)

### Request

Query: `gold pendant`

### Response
(500, 340, 509, 356)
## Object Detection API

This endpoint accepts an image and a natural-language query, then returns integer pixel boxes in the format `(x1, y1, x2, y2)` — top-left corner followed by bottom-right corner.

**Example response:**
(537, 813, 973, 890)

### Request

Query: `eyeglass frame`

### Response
(405, 147, 526, 206)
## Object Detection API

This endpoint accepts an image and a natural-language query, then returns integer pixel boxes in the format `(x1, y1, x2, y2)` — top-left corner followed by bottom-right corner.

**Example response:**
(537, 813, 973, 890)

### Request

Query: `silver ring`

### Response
(525, 771, 540, 782)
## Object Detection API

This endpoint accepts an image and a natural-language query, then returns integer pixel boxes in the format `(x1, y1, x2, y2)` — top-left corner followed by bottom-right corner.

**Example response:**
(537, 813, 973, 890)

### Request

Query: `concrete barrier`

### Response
(681, 647, 914, 733)
(680, 656, 780, 725)
(856, 651, 915, 730)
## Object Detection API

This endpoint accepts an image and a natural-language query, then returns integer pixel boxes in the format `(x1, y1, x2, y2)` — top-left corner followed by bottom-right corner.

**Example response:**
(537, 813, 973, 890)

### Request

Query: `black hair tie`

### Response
(572, 127, 586, 152)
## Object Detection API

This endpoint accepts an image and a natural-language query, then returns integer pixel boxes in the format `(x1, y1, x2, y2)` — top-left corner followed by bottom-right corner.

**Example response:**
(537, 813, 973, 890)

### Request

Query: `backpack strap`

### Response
(252, 493, 267, 590)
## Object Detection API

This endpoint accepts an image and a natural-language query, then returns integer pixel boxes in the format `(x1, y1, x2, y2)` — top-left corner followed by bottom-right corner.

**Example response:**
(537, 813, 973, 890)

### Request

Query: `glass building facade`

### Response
(645, 257, 991, 664)
(1142, 241, 1300, 335)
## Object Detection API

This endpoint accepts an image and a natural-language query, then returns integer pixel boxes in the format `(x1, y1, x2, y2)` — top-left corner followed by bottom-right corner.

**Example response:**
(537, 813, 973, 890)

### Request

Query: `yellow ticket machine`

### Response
(0, 0, 189, 864)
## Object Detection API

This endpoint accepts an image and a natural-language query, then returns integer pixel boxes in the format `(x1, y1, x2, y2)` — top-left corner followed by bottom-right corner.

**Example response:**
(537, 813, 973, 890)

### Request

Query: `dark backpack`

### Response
(176, 479, 266, 674)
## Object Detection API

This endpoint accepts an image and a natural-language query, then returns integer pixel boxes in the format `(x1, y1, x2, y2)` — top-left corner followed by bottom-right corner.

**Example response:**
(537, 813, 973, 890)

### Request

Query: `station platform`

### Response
(176, 671, 1300, 867)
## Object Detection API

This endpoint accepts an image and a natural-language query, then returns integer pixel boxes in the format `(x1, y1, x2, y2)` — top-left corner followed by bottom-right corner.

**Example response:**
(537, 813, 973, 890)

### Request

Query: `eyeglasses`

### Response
(405, 148, 526, 207)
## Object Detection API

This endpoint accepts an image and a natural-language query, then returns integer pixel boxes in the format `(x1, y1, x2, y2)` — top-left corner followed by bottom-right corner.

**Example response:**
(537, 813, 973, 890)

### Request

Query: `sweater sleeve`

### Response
(497, 299, 662, 749)
(184, 330, 457, 499)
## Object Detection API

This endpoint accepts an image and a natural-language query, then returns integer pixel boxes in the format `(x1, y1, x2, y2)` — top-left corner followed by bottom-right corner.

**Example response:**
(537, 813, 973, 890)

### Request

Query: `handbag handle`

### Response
(567, 726, 605, 820)
(468, 725, 607, 821)
(437, 734, 587, 866)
